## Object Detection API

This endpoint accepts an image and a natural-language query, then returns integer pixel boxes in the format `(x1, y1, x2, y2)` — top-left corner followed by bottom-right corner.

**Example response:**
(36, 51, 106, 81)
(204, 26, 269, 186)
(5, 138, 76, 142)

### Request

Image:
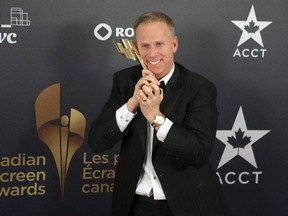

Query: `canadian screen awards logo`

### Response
(35, 83, 86, 198)
(0, 7, 30, 44)
(216, 106, 270, 184)
(232, 5, 272, 58)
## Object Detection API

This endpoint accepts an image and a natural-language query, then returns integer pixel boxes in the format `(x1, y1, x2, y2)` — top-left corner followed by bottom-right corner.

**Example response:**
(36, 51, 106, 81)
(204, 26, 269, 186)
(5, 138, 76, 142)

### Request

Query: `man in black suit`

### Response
(89, 11, 226, 216)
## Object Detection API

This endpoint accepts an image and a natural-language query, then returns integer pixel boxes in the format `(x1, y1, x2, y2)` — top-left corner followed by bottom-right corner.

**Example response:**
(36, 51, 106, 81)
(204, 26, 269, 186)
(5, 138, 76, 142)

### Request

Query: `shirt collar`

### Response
(159, 63, 175, 85)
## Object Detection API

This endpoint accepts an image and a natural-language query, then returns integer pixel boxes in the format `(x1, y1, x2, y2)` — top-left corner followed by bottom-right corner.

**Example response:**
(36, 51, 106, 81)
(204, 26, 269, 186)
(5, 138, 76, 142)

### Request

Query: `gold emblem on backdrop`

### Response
(35, 83, 86, 198)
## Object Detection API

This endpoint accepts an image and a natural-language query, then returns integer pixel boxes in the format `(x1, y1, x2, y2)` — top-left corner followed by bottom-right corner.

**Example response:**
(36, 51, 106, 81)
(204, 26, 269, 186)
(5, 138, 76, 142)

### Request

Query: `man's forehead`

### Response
(136, 21, 167, 30)
(135, 22, 171, 38)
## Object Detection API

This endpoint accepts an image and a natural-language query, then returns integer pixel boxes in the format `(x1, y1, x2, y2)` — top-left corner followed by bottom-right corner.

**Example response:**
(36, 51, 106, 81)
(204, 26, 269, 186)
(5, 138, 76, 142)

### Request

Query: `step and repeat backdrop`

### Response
(1, 0, 287, 215)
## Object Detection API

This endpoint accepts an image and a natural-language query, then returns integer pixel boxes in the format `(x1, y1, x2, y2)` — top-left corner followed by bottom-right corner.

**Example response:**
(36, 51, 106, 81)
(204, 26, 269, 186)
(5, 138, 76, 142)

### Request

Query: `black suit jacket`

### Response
(88, 63, 226, 216)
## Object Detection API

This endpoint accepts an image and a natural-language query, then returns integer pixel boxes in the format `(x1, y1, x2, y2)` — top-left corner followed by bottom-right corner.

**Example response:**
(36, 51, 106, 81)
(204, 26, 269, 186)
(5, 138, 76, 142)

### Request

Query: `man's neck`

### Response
(159, 63, 175, 85)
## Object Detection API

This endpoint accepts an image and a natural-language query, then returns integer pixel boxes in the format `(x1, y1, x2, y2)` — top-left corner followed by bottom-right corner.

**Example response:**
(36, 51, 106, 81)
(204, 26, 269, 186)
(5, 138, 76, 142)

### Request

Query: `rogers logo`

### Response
(94, 23, 112, 41)
(94, 23, 134, 41)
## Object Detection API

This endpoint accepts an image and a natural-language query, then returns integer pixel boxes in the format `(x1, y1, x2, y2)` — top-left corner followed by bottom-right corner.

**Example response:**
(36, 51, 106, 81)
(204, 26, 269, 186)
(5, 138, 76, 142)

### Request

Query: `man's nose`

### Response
(148, 46, 157, 57)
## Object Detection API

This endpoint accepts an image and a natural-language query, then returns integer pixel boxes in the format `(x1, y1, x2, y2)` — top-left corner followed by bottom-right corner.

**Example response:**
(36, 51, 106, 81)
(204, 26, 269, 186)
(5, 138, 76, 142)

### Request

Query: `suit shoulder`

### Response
(114, 65, 142, 80)
(176, 63, 216, 88)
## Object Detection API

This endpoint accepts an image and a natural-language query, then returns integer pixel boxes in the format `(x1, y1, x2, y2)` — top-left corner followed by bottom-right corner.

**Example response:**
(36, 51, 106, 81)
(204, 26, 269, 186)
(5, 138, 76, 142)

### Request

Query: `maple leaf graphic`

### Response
(244, 20, 259, 33)
(227, 128, 251, 148)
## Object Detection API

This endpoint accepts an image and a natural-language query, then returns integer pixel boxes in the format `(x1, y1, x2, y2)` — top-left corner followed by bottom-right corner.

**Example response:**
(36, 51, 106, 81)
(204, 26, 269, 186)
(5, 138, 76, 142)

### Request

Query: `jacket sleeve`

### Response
(88, 73, 130, 154)
(159, 81, 218, 168)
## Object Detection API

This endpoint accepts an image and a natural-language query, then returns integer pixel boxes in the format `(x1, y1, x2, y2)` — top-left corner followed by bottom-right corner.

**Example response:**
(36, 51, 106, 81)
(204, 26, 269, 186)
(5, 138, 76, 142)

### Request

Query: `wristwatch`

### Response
(151, 114, 166, 128)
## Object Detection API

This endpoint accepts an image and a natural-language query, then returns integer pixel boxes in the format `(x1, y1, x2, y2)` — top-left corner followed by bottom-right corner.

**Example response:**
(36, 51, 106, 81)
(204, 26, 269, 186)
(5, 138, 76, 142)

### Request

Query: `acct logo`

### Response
(232, 5, 272, 58)
(216, 106, 270, 185)
(0, 7, 31, 44)
(94, 23, 134, 41)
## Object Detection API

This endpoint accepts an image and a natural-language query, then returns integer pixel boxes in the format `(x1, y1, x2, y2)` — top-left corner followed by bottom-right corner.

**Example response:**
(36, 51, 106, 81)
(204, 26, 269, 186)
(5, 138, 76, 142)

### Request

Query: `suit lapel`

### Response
(161, 65, 184, 116)
(134, 112, 147, 150)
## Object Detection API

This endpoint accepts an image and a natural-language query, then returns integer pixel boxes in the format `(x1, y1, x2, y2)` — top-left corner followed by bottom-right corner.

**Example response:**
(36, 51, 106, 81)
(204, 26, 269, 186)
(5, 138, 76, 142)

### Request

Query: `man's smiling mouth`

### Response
(148, 60, 161, 65)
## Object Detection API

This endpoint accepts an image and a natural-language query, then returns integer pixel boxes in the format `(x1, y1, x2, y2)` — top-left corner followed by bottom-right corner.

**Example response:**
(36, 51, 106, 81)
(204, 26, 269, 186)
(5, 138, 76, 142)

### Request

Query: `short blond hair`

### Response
(134, 11, 176, 36)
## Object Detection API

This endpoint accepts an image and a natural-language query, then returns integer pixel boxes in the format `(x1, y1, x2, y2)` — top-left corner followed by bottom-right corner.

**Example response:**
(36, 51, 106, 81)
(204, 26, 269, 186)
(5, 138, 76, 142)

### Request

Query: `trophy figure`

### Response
(113, 39, 148, 70)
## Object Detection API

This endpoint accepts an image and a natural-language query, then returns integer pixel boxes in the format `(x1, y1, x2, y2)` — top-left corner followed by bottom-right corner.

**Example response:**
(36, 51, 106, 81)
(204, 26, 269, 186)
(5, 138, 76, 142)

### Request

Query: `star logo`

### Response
(216, 107, 270, 169)
(232, 5, 272, 47)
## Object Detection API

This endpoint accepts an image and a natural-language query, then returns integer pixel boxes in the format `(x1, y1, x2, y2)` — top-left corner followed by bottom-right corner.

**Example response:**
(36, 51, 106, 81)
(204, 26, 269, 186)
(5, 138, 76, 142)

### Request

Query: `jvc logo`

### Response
(0, 7, 30, 45)
(0, 33, 17, 44)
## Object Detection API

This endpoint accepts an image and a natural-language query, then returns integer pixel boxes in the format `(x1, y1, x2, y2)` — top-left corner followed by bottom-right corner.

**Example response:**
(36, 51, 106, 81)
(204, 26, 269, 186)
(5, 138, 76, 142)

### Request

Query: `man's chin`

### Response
(148, 66, 162, 74)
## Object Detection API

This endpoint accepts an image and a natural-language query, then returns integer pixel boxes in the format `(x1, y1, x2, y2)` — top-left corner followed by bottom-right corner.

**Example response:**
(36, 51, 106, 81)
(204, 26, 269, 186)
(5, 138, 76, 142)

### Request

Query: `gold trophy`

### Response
(113, 39, 148, 70)
(113, 39, 164, 94)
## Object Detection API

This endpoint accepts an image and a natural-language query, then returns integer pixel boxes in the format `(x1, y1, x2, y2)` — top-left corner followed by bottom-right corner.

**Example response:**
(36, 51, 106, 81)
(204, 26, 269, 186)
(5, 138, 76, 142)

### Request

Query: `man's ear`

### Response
(173, 36, 178, 53)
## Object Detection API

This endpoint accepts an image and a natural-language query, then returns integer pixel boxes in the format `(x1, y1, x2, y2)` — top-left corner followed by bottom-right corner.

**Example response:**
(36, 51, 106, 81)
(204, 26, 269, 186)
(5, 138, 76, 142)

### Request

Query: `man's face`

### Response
(136, 21, 178, 80)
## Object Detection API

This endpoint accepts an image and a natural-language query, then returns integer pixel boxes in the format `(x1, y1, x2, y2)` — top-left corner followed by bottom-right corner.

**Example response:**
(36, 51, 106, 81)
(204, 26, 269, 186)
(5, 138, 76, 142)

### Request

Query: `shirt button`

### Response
(153, 176, 157, 180)
(120, 116, 123, 119)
